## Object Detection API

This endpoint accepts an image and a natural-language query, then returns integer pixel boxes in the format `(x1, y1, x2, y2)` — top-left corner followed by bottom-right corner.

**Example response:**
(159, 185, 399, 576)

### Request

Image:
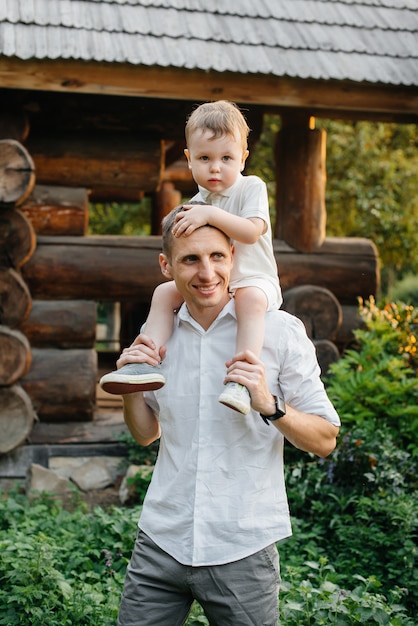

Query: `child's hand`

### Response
(116, 334, 165, 369)
(172, 204, 212, 237)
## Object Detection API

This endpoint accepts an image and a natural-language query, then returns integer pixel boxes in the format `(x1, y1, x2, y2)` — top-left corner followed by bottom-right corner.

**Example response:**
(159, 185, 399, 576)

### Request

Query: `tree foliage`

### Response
(88, 198, 152, 236)
(247, 117, 417, 292)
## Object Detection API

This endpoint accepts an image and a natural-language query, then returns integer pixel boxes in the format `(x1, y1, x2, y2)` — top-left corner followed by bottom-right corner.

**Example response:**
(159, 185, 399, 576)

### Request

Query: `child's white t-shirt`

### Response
(191, 174, 282, 309)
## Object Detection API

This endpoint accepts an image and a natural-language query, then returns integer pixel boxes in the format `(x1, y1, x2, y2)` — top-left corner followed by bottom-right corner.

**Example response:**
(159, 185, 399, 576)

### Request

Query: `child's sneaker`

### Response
(99, 363, 165, 395)
(218, 382, 251, 415)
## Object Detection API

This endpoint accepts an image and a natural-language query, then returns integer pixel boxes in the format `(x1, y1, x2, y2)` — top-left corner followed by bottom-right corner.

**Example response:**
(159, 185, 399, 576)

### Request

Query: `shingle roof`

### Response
(0, 0, 417, 86)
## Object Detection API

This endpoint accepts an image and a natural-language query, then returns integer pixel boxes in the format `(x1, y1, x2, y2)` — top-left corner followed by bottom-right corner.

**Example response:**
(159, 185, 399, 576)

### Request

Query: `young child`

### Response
(100, 100, 282, 415)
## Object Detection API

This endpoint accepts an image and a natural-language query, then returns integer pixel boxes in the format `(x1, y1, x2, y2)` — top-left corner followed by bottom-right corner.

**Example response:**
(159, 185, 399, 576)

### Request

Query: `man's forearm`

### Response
(273, 405, 339, 458)
(122, 393, 161, 447)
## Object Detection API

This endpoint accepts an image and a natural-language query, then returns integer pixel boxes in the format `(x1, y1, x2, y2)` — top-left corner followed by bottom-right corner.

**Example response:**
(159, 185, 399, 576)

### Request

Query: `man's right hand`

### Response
(223, 350, 274, 415)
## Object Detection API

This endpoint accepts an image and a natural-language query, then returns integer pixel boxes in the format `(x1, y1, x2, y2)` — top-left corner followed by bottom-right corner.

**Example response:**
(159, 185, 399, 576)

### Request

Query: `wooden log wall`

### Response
(0, 140, 37, 454)
(17, 181, 98, 423)
(0, 139, 98, 452)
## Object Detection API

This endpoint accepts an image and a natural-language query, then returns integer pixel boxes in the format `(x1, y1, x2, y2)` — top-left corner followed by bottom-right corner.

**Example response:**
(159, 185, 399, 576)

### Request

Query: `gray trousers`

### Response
(118, 530, 280, 626)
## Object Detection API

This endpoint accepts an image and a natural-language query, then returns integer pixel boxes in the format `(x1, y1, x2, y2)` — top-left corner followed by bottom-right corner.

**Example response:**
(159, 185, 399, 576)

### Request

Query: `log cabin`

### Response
(0, 1, 417, 475)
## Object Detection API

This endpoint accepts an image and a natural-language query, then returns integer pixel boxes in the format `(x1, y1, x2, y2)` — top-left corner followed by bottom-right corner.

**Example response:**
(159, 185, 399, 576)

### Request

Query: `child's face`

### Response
(184, 130, 249, 194)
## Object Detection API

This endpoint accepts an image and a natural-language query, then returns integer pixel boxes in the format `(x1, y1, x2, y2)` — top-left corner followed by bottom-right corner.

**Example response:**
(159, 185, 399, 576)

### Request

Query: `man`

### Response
(117, 206, 340, 625)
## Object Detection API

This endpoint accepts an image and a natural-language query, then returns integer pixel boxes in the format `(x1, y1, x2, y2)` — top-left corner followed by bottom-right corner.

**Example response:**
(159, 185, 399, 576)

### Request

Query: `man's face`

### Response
(159, 226, 233, 324)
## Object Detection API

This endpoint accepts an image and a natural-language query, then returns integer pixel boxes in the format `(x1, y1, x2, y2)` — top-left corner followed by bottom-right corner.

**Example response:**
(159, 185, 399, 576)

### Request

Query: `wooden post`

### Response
(151, 181, 182, 235)
(0, 138, 38, 452)
(275, 112, 326, 252)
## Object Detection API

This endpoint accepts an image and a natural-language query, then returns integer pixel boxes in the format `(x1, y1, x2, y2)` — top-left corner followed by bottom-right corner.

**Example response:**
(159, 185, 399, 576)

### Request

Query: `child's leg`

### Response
(234, 286, 268, 357)
(100, 281, 184, 395)
(218, 287, 268, 415)
(144, 281, 185, 354)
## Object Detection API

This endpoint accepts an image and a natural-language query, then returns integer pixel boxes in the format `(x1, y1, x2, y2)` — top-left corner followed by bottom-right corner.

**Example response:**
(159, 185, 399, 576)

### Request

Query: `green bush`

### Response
(0, 492, 139, 625)
(278, 299, 417, 619)
(118, 430, 159, 467)
(282, 426, 417, 616)
(325, 298, 418, 453)
(1, 486, 414, 625)
(279, 562, 415, 625)
(389, 274, 418, 307)
(126, 465, 154, 504)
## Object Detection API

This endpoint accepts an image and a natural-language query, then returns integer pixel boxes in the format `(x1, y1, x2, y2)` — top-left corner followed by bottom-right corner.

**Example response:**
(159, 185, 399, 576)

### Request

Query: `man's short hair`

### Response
(161, 204, 232, 259)
(161, 205, 184, 257)
(185, 100, 250, 152)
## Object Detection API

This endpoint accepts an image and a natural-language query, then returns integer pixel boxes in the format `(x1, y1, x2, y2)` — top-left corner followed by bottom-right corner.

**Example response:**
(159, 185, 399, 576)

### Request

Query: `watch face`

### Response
(276, 395, 286, 416)
(260, 396, 286, 424)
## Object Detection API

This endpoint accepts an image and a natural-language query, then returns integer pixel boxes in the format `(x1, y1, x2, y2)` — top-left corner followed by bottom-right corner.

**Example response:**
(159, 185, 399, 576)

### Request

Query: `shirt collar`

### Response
(176, 297, 236, 329)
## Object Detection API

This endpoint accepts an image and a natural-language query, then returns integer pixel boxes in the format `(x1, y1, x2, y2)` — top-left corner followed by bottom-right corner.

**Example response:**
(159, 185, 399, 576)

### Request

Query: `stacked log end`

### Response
(1, 138, 98, 456)
(282, 285, 342, 376)
(0, 139, 37, 454)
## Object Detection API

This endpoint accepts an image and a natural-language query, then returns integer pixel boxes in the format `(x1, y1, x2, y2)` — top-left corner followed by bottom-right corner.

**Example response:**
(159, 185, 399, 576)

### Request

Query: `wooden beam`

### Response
(20, 300, 97, 349)
(25, 131, 164, 191)
(21, 348, 97, 422)
(20, 185, 89, 236)
(21, 235, 380, 305)
(0, 58, 416, 122)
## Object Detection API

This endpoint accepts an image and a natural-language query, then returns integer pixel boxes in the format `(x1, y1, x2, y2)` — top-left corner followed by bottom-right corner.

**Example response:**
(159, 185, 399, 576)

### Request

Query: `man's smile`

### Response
(194, 283, 219, 294)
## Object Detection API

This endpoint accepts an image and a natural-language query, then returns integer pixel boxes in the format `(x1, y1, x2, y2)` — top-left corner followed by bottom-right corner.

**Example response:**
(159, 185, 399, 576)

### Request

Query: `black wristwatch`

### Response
(260, 395, 286, 425)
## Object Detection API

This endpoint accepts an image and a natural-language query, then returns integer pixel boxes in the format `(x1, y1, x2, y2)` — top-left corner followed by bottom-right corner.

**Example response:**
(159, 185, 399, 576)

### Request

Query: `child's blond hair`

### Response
(185, 100, 250, 151)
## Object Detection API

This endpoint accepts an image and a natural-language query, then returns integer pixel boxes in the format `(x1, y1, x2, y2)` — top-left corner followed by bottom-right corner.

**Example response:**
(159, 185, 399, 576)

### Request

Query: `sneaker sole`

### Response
(218, 393, 251, 415)
(99, 373, 166, 395)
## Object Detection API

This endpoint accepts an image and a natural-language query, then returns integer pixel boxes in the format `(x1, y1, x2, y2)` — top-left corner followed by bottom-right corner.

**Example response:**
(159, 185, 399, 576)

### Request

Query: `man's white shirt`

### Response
(140, 300, 340, 567)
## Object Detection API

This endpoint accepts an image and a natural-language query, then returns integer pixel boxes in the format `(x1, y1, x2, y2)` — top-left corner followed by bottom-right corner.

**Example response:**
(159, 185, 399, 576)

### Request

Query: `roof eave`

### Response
(1, 56, 417, 123)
